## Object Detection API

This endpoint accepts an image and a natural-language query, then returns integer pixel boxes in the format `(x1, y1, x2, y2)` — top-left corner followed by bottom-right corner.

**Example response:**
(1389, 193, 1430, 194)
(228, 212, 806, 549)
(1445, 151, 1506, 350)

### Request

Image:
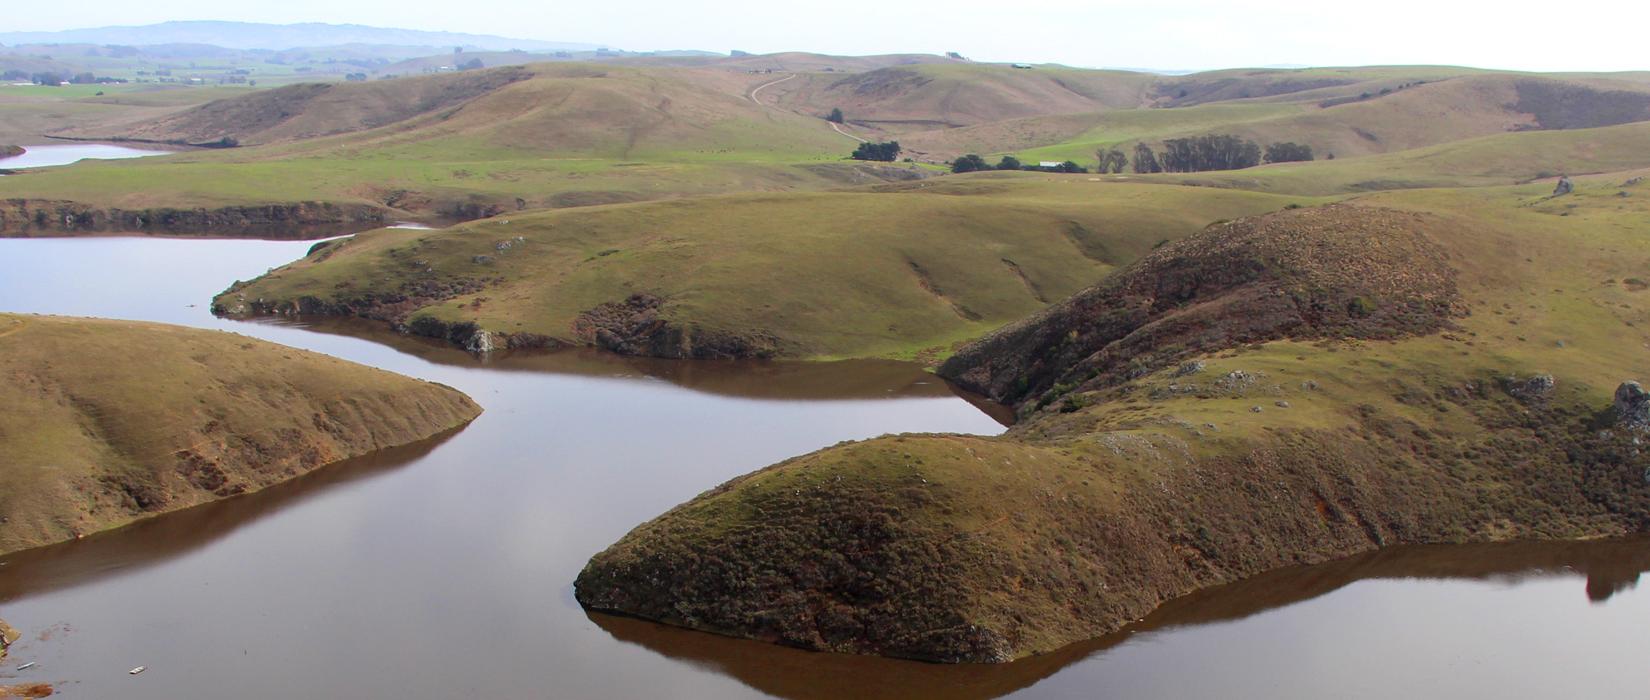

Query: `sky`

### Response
(8, 0, 1650, 72)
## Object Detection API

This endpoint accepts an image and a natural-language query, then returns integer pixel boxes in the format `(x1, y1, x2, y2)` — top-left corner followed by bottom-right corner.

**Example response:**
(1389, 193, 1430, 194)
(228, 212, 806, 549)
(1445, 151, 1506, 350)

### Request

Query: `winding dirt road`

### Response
(747, 72, 867, 143)
(746, 73, 797, 106)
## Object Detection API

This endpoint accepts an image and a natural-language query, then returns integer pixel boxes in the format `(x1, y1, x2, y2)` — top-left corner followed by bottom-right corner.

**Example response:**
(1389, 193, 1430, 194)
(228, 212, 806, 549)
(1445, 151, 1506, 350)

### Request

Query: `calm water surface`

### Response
(0, 144, 172, 170)
(0, 235, 1645, 698)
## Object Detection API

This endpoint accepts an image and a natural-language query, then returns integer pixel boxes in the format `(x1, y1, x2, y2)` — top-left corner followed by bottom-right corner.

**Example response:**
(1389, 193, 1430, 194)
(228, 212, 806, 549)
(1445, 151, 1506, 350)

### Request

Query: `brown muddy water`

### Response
(0, 236, 1646, 698)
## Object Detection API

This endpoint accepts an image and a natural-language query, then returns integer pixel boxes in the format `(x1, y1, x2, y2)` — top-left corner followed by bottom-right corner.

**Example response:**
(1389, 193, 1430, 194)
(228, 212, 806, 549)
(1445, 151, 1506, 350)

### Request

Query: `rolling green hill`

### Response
(211, 177, 1320, 359)
(10, 59, 1650, 237)
(576, 179, 1650, 661)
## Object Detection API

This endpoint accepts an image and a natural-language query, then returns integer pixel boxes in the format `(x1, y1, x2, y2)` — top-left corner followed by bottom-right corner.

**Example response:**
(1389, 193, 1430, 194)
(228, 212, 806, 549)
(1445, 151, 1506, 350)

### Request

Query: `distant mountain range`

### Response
(0, 20, 603, 52)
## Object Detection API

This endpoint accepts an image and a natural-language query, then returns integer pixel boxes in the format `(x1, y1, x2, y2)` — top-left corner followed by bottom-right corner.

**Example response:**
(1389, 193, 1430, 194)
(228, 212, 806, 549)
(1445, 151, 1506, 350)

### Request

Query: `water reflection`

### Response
(591, 537, 1650, 700)
(258, 315, 1014, 419)
(0, 143, 171, 170)
(0, 428, 463, 604)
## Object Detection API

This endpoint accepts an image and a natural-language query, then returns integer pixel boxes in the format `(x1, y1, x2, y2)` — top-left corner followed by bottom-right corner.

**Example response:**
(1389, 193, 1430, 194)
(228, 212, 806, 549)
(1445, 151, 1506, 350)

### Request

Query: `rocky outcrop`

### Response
(939, 205, 1463, 414)
(0, 616, 18, 659)
(1505, 373, 1556, 403)
(0, 198, 388, 237)
(0, 145, 22, 158)
(1613, 381, 1650, 430)
(572, 294, 781, 360)
(1553, 176, 1575, 196)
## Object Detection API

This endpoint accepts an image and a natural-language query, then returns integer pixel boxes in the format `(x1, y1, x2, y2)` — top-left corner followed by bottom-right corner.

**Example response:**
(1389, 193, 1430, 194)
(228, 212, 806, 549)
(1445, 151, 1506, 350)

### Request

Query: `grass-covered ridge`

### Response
(575, 183, 1650, 661)
(0, 314, 481, 555)
(10, 61, 1650, 237)
(213, 177, 1320, 360)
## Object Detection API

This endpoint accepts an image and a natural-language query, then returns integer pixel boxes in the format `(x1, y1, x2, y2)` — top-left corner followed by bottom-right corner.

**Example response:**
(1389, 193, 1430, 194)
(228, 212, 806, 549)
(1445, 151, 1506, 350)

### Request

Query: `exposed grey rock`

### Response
(1300, 379, 1320, 391)
(1275, 400, 1291, 408)
(463, 329, 495, 354)
(1249, 405, 1264, 413)
(1218, 370, 1262, 391)
(471, 255, 495, 265)
(1613, 381, 1650, 430)
(1175, 360, 1206, 377)
(1504, 374, 1556, 403)
(1625, 176, 1644, 186)
(1553, 176, 1574, 196)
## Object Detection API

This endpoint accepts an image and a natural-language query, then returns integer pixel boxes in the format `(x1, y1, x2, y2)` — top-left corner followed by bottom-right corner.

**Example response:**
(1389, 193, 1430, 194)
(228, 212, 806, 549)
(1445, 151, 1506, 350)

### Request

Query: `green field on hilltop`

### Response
(216, 177, 1322, 359)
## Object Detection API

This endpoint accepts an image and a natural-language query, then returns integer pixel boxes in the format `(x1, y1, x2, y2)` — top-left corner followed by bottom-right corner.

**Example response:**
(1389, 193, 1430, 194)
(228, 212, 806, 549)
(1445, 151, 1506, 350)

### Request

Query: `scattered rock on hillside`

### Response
(1613, 381, 1650, 430)
(1553, 176, 1574, 196)
(1504, 374, 1556, 403)
(1625, 177, 1645, 187)
(1175, 360, 1206, 376)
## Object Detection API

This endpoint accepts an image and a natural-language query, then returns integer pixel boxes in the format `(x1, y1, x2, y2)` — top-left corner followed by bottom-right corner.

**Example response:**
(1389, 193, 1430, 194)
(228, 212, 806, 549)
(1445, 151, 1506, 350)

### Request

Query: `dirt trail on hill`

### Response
(746, 73, 798, 106)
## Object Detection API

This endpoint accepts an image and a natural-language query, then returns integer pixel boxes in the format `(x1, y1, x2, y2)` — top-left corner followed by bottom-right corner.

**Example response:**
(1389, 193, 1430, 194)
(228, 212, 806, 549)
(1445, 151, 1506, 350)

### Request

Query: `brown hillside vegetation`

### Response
(943, 205, 1463, 413)
(0, 314, 481, 555)
(903, 73, 1650, 161)
(773, 64, 1154, 132)
(576, 199, 1650, 662)
(93, 66, 534, 146)
(67, 62, 850, 159)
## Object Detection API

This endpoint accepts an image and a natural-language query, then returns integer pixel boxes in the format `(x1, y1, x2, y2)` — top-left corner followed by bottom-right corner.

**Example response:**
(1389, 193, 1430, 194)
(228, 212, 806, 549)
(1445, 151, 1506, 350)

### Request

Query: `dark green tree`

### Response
(1159, 134, 1262, 172)
(1132, 143, 1162, 173)
(1096, 148, 1128, 173)
(996, 155, 1022, 170)
(850, 141, 902, 162)
(826, 108, 844, 123)
(1263, 142, 1314, 164)
(951, 154, 991, 173)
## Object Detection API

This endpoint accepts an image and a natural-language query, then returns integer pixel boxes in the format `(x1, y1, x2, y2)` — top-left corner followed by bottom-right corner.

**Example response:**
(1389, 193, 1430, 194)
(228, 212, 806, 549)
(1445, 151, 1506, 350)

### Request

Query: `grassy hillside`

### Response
(0, 81, 239, 144)
(10, 61, 1650, 237)
(906, 73, 1650, 163)
(1149, 119, 1650, 195)
(212, 177, 1316, 359)
(1, 62, 932, 233)
(576, 182, 1650, 661)
(772, 64, 1156, 133)
(0, 314, 481, 555)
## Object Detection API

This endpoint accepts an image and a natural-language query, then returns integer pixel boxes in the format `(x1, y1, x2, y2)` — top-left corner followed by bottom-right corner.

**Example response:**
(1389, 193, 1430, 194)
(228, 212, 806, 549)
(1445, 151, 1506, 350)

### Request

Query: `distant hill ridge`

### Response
(0, 20, 600, 52)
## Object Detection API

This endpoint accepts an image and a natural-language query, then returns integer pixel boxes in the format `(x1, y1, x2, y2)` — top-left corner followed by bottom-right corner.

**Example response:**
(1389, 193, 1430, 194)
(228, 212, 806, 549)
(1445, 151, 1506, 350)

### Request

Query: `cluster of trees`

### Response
(951, 154, 992, 173)
(1129, 136, 1313, 172)
(1133, 143, 1161, 173)
(952, 154, 1085, 173)
(1095, 148, 1127, 174)
(1158, 134, 1262, 172)
(851, 141, 902, 162)
(949, 135, 1316, 176)
(457, 58, 485, 71)
(6, 71, 122, 86)
(1263, 142, 1314, 163)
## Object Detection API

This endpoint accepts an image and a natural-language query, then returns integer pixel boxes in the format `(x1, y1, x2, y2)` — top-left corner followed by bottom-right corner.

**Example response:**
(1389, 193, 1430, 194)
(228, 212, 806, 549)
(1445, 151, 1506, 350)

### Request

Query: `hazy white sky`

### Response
(10, 0, 1649, 72)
